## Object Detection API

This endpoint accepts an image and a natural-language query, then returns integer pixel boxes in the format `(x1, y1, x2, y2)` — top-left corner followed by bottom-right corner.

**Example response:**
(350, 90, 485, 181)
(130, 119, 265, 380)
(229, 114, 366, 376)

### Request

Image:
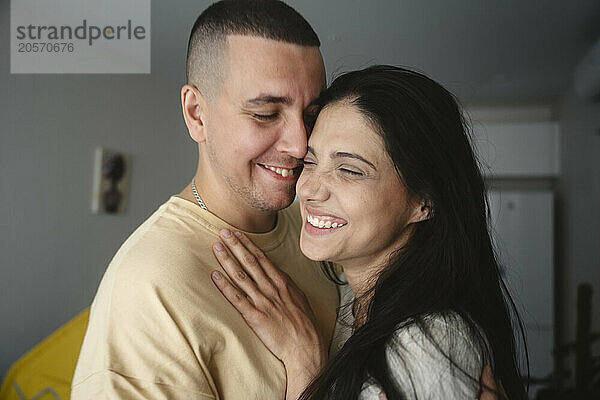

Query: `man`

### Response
(72, 1, 338, 398)
(73, 1, 502, 399)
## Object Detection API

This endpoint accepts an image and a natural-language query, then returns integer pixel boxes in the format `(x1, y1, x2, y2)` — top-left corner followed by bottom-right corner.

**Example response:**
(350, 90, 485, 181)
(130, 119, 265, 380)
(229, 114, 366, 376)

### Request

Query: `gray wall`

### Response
(0, 0, 196, 379)
(556, 87, 600, 378)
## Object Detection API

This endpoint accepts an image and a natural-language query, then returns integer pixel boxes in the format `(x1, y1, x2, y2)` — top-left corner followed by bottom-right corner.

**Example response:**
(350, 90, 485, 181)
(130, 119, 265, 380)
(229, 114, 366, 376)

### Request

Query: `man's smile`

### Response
(257, 163, 301, 179)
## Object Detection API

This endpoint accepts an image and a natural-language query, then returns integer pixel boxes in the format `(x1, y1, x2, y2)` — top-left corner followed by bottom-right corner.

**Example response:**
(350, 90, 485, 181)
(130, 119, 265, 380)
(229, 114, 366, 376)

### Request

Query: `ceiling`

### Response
(151, 0, 600, 106)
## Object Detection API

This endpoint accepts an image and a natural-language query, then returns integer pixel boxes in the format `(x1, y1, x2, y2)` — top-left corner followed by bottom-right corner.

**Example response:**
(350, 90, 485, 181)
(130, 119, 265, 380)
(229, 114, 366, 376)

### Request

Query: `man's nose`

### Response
(275, 115, 308, 159)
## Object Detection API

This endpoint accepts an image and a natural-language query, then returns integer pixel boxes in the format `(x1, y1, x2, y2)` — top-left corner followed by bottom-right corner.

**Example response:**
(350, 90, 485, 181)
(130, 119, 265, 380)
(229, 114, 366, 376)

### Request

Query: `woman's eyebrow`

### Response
(332, 151, 376, 169)
(306, 146, 376, 169)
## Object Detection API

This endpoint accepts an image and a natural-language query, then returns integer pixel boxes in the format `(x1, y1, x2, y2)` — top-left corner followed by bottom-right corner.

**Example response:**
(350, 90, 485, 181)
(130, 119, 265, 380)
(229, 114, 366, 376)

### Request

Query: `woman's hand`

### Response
(210, 229, 327, 399)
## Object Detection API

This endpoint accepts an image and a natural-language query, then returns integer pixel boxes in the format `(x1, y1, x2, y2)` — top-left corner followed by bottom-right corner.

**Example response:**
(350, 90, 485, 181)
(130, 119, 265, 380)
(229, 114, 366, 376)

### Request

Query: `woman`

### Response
(210, 65, 527, 399)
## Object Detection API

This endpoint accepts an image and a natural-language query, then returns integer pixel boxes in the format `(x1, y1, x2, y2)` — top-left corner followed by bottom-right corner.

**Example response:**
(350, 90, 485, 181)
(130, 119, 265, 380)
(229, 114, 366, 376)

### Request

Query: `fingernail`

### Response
(214, 242, 224, 251)
(221, 229, 231, 238)
(234, 231, 242, 238)
(212, 271, 222, 280)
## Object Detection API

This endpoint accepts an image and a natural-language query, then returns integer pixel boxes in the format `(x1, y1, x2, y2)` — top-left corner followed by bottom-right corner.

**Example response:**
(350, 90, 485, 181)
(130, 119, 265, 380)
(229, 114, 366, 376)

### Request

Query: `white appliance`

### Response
(488, 190, 555, 397)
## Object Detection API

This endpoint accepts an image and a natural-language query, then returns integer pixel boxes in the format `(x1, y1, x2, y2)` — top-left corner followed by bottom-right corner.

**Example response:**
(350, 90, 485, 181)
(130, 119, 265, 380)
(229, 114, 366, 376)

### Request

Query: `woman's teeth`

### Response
(262, 164, 295, 177)
(307, 215, 345, 229)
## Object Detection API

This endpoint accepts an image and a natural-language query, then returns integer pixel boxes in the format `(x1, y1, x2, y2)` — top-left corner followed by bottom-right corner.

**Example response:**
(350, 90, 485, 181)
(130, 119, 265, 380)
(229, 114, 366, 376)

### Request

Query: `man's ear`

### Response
(181, 84, 208, 143)
(408, 197, 432, 224)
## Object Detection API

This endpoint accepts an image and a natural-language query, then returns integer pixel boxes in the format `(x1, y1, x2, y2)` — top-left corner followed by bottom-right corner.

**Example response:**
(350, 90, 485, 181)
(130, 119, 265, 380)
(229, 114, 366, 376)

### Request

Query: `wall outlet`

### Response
(91, 147, 131, 214)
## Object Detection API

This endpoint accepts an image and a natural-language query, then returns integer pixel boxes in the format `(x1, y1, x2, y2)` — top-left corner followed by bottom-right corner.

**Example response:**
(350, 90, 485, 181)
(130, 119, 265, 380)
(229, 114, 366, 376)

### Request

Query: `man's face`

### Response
(202, 35, 326, 213)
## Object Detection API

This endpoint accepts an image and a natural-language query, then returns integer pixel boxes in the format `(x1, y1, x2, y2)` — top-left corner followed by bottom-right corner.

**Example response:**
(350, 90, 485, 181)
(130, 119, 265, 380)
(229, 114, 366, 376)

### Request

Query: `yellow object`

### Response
(0, 309, 90, 400)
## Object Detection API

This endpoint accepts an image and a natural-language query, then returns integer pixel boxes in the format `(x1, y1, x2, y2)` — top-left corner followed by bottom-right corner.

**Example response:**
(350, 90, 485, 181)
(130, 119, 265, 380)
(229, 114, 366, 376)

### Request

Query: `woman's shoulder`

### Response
(378, 312, 489, 399)
(389, 311, 487, 363)
(359, 312, 491, 400)
(393, 311, 477, 344)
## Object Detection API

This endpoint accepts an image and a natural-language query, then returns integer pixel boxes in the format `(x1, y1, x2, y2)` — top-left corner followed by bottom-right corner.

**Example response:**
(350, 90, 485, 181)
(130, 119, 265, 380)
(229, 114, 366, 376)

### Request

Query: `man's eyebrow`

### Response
(243, 94, 292, 107)
(333, 151, 376, 169)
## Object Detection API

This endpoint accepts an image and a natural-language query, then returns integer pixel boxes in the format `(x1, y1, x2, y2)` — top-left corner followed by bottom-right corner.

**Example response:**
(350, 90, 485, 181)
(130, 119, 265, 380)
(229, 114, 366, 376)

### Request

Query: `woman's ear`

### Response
(408, 198, 432, 224)
(181, 84, 208, 143)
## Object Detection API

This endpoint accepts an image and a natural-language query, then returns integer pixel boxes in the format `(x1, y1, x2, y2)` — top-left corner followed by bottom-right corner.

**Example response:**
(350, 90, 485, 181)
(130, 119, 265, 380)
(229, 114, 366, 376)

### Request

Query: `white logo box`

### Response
(11, 0, 150, 74)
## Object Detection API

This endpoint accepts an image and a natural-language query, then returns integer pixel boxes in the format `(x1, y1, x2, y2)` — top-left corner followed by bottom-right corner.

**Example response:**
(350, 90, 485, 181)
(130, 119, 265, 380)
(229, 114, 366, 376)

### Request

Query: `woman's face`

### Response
(297, 102, 424, 270)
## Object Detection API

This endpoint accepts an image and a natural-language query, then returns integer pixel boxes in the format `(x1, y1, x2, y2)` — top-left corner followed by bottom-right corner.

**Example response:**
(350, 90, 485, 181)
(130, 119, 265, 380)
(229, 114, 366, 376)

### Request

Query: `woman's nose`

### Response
(296, 168, 330, 202)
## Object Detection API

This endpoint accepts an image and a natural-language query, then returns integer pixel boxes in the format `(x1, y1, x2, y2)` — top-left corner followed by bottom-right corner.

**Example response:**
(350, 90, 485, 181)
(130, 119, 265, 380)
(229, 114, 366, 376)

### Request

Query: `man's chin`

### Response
(254, 191, 296, 212)
(263, 196, 296, 212)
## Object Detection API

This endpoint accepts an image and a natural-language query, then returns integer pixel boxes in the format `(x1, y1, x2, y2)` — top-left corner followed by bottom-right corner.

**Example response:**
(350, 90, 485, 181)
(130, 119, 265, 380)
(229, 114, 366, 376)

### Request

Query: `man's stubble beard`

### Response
(206, 140, 295, 213)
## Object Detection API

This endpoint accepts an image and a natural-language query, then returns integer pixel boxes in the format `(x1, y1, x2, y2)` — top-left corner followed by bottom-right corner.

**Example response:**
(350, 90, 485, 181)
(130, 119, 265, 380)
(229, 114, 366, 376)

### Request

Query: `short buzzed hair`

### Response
(186, 0, 321, 101)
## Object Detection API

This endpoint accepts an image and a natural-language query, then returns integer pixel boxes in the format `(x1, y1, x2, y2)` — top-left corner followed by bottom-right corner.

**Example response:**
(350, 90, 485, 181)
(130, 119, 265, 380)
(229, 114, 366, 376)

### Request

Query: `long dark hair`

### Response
(301, 65, 527, 399)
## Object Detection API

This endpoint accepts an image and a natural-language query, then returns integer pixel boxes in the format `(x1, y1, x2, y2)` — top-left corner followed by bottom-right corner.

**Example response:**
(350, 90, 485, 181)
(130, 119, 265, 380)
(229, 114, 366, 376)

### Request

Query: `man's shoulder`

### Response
(120, 196, 207, 248)
(102, 197, 219, 292)
(84, 198, 228, 352)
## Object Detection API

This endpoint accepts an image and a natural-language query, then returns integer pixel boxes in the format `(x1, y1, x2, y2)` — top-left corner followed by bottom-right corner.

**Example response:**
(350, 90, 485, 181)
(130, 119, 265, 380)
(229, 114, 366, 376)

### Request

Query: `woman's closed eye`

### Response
(302, 160, 364, 176)
(253, 112, 278, 121)
(339, 166, 364, 176)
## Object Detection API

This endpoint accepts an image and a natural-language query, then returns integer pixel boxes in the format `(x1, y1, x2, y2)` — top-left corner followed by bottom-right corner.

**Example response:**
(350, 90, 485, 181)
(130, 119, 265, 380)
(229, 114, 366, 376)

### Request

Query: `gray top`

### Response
(330, 284, 488, 400)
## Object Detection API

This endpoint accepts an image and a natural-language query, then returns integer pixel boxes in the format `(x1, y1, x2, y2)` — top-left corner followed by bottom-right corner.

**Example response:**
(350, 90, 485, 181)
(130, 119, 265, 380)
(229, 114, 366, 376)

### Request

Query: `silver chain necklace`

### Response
(191, 179, 208, 210)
